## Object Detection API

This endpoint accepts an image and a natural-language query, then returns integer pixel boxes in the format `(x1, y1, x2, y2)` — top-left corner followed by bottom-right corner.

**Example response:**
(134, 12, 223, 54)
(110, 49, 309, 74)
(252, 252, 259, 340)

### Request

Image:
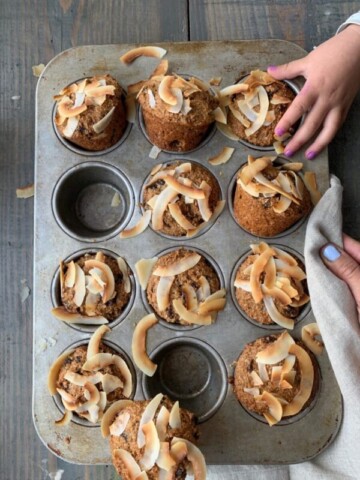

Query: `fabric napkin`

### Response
(208, 176, 360, 479)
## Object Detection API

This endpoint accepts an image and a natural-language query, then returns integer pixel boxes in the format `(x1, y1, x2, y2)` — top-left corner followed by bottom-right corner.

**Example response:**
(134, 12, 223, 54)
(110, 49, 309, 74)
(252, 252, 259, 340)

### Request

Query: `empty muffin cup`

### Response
(142, 337, 227, 422)
(53, 338, 137, 427)
(51, 161, 134, 242)
(51, 247, 135, 333)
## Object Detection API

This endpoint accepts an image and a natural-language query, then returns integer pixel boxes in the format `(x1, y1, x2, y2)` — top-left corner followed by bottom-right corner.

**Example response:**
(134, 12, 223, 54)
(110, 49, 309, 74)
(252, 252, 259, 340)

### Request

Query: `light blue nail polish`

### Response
(322, 244, 341, 262)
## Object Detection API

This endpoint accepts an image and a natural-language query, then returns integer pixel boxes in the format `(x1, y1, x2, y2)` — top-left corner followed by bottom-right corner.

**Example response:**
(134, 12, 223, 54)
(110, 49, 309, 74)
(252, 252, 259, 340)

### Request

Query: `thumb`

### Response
(267, 58, 306, 80)
(320, 243, 360, 311)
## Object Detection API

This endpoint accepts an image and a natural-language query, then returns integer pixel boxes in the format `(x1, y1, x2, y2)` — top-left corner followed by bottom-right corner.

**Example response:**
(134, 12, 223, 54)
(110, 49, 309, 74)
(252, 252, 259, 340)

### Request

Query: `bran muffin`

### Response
(48, 326, 134, 424)
(224, 70, 296, 147)
(233, 155, 313, 237)
(234, 332, 319, 426)
(143, 248, 226, 326)
(234, 242, 309, 329)
(54, 251, 132, 324)
(103, 395, 205, 479)
(54, 74, 127, 151)
(142, 160, 222, 237)
(137, 74, 218, 152)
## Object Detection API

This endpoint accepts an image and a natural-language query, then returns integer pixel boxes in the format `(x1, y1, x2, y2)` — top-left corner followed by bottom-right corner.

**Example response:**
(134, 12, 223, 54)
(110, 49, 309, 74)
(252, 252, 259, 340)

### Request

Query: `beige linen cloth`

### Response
(208, 176, 360, 479)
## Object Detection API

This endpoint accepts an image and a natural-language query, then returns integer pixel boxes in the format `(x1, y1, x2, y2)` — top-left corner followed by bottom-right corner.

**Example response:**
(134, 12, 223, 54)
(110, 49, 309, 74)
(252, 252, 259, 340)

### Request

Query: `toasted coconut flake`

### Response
(58, 98, 87, 118)
(282, 162, 304, 172)
(216, 122, 240, 141)
(120, 210, 152, 239)
(219, 83, 249, 97)
(150, 163, 163, 175)
(148, 89, 156, 108)
(172, 438, 207, 480)
(260, 391, 283, 423)
(151, 59, 169, 77)
(283, 344, 314, 416)
(64, 260, 76, 288)
(102, 373, 124, 394)
(210, 76, 222, 86)
(236, 177, 275, 197)
(181, 97, 192, 115)
(151, 186, 178, 231)
(273, 247, 298, 266)
(237, 98, 258, 122)
(85, 85, 115, 98)
(138, 393, 163, 448)
(263, 295, 295, 329)
(64, 371, 102, 386)
(164, 176, 205, 200)
(302, 323, 324, 355)
(126, 95, 136, 123)
(113, 449, 142, 479)
(249, 246, 275, 303)
(190, 76, 211, 91)
(56, 388, 78, 407)
(120, 46, 167, 64)
(280, 379, 293, 389)
(153, 253, 201, 277)
(303, 171, 321, 205)
(182, 284, 198, 311)
(135, 257, 158, 290)
(270, 94, 291, 105)
(273, 140, 285, 155)
(170, 440, 188, 463)
(229, 103, 251, 128)
(84, 260, 115, 303)
(168, 203, 194, 231)
(109, 411, 131, 436)
(197, 181, 212, 222)
(149, 145, 162, 159)
(87, 325, 111, 360)
(82, 352, 113, 371)
(158, 76, 177, 105)
(239, 156, 272, 185)
(186, 199, 225, 238)
(116, 256, 131, 294)
(32, 63, 45, 77)
(262, 285, 291, 305)
(101, 399, 134, 437)
(157, 442, 176, 471)
(92, 106, 115, 134)
(257, 362, 269, 382)
(244, 387, 260, 396)
(155, 406, 170, 441)
(63, 116, 79, 138)
(245, 86, 269, 136)
(197, 276, 211, 302)
(197, 297, 226, 315)
(208, 147, 235, 166)
(112, 355, 133, 397)
(16, 183, 34, 199)
(281, 354, 296, 374)
(256, 331, 295, 365)
(271, 366, 283, 384)
(166, 87, 183, 113)
(48, 349, 75, 395)
(173, 298, 212, 325)
(156, 276, 175, 311)
(111, 192, 121, 207)
(263, 256, 276, 289)
(273, 195, 291, 213)
(132, 313, 158, 377)
(250, 370, 263, 386)
(140, 421, 161, 471)
(274, 259, 306, 281)
(55, 409, 73, 426)
(213, 106, 227, 124)
(83, 382, 100, 405)
(51, 307, 108, 325)
(169, 401, 181, 429)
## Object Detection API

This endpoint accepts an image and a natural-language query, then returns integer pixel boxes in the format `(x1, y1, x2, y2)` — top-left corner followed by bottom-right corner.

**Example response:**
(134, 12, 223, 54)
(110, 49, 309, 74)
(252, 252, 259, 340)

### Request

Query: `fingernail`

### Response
(284, 148, 293, 158)
(275, 127, 285, 136)
(306, 150, 316, 160)
(322, 244, 341, 262)
(268, 65, 277, 71)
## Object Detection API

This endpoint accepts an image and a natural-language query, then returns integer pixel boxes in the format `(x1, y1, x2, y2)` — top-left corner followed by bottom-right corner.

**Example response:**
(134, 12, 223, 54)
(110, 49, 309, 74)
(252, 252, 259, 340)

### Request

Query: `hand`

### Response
(268, 24, 360, 160)
(320, 234, 360, 316)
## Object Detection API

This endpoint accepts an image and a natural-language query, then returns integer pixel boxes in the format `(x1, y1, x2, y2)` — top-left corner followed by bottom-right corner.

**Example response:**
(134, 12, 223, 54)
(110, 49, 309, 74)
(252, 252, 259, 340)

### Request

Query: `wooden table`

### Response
(1, 1, 359, 478)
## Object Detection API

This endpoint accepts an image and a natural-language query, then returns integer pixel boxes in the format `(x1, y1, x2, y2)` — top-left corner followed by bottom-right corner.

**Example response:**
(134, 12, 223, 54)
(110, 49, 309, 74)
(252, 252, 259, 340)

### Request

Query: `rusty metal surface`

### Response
(33, 40, 342, 465)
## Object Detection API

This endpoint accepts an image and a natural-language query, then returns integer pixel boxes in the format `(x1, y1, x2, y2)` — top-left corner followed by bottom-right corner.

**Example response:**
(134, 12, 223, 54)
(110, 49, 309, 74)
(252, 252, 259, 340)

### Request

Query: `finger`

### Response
(320, 243, 360, 310)
(281, 97, 327, 156)
(343, 234, 360, 263)
(304, 108, 344, 159)
(267, 59, 306, 80)
(273, 82, 317, 141)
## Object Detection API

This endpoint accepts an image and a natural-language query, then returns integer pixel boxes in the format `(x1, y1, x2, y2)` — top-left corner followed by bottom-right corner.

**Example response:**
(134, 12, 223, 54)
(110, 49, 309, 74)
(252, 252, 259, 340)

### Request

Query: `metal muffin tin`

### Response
(33, 41, 342, 465)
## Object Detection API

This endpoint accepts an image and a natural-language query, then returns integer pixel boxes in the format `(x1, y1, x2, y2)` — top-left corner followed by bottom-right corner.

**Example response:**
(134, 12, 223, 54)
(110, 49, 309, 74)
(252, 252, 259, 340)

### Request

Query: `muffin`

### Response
(137, 73, 218, 151)
(47, 325, 134, 424)
(52, 251, 132, 325)
(139, 248, 226, 326)
(234, 331, 319, 426)
(233, 155, 313, 237)
(234, 242, 309, 329)
(54, 74, 127, 151)
(101, 395, 206, 480)
(142, 160, 222, 237)
(222, 70, 296, 147)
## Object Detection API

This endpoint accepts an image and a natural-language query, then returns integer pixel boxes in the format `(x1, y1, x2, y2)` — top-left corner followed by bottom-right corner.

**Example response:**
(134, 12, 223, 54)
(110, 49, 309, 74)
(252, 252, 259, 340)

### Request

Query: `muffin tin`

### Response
(33, 40, 342, 465)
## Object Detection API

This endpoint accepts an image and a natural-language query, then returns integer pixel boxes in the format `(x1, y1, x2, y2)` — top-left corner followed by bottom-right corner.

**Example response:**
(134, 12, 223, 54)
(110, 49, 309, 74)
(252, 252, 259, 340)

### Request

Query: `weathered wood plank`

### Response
(0, 1, 188, 479)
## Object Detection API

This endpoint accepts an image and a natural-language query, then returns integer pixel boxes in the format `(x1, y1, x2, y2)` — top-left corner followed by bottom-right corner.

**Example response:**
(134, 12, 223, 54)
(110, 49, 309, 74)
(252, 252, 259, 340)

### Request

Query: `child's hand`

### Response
(321, 234, 360, 317)
(268, 24, 360, 160)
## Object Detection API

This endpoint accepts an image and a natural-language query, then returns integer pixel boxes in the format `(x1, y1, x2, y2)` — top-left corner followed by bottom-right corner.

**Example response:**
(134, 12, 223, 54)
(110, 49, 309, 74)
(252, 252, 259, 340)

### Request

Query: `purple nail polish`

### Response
(268, 65, 277, 71)
(306, 151, 316, 160)
(275, 127, 285, 136)
(284, 149, 293, 158)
